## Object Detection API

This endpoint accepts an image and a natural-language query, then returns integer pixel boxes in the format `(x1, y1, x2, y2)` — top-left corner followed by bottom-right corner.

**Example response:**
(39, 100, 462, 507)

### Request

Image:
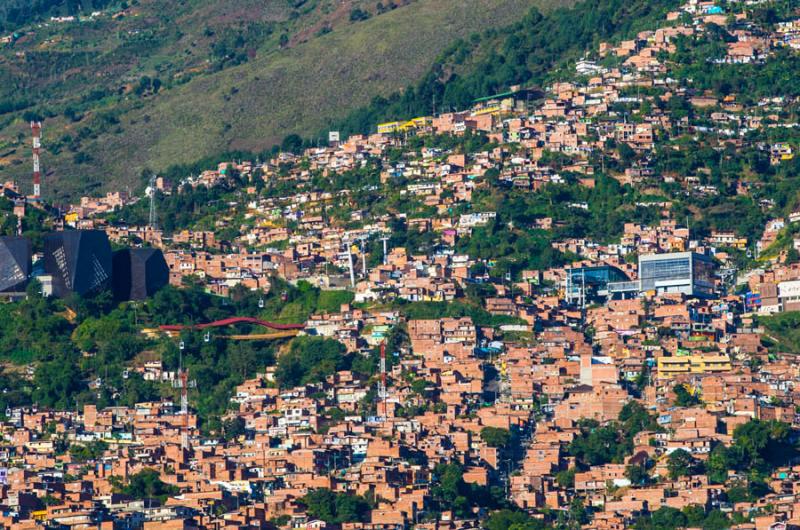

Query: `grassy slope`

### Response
(758, 312, 800, 354)
(0, 0, 569, 199)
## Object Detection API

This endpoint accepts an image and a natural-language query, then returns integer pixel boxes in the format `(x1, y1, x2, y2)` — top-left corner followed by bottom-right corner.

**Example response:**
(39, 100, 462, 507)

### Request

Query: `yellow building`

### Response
(64, 211, 79, 227)
(472, 104, 502, 116)
(377, 121, 402, 134)
(378, 116, 433, 135)
(771, 143, 794, 165)
(657, 354, 732, 379)
(399, 116, 432, 131)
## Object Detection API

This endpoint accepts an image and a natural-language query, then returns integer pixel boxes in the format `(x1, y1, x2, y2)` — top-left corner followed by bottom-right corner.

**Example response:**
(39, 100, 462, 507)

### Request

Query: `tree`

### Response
(705, 443, 731, 484)
(564, 403, 659, 471)
(558, 497, 590, 529)
(786, 246, 800, 264)
(555, 467, 576, 488)
(114, 469, 179, 502)
(222, 416, 247, 440)
(428, 463, 503, 517)
(667, 448, 699, 480)
(618, 142, 637, 165)
(281, 134, 304, 154)
(349, 7, 370, 21)
(33, 356, 84, 410)
(300, 489, 371, 524)
(275, 336, 348, 388)
(484, 509, 545, 530)
(732, 419, 795, 472)
(625, 463, 649, 485)
(69, 440, 108, 463)
(725, 481, 753, 503)
(619, 401, 658, 433)
(673, 384, 701, 407)
(480, 427, 511, 448)
(702, 510, 731, 530)
(635, 506, 686, 530)
(681, 505, 706, 527)
(568, 420, 628, 466)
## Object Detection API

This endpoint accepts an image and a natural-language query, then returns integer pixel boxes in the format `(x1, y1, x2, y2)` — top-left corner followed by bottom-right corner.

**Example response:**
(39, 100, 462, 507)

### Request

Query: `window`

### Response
(639, 257, 691, 291)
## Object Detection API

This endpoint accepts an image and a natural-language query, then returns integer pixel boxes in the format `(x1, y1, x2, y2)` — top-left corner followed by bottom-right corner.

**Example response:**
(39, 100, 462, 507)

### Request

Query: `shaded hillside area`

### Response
(0, 0, 569, 199)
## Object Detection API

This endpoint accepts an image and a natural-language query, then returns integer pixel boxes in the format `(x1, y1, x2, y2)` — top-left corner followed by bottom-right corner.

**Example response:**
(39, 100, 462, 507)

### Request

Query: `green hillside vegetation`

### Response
(0, 276, 367, 430)
(757, 311, 800, 354)
(0, 0, 118, 31)
(332, 0, 681, 135)
(72, 0, 800, 255)
(0, 0, 569, 200)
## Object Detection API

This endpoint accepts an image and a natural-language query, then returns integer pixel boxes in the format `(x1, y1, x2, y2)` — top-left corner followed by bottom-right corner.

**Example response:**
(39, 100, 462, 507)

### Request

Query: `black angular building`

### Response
(112, 248, 169, 301)
(44, 230, 112, 298)
(0, 236, 31, 292)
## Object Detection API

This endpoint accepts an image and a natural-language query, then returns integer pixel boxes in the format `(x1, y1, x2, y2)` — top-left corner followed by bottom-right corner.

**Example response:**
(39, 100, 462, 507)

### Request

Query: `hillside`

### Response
(0, 0, 570, 200)
(333, 0, 681, 135)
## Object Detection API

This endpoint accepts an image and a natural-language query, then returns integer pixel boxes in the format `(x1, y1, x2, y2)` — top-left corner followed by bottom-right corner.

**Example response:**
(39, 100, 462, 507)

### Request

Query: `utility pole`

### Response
(148, 174, 158, 230)
(360, 239, 367, 277)
(347, 243, 355, 288)
(581, 268, 587, 324)
(31, 121, 42, 199)
(180, 368, 189, 451)
(380, 237, 389, 265)
(378, 342, 387, 421)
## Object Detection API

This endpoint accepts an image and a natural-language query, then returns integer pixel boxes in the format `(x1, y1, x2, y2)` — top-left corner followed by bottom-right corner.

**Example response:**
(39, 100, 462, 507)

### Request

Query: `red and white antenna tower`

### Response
(173, 342, 195, 451)
(30, 121, 42, 199)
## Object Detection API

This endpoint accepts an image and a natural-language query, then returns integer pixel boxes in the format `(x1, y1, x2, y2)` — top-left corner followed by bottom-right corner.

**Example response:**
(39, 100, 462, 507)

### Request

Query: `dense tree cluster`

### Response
(111, 469, 179, 502)
(299, 489, 373, 525)
(480, 427, 512, 448)
(0, 0, 117, 31)
(431, 463, 506, 518)
(0, 273, 368, 432)
(633, 506, 730, 530)
(568, 402, 659, 467)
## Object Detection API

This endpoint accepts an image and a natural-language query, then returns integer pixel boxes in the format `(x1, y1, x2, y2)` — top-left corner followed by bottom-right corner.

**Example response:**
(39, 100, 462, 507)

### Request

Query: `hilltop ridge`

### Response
(0, 0, 569, 199)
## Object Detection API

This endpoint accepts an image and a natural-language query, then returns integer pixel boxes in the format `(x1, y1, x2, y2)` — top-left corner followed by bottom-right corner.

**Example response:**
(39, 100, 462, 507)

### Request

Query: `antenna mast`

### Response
(31, 122, 42, 199)
(148, 174, 158, 230)
(347, 243, 355, 288)
(380, 237, 389, 266)
(173, 343, 195, 451)
(360, 239, 367, 277)
(378, 342, 387, 421)
(180, 368, 189, 450)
